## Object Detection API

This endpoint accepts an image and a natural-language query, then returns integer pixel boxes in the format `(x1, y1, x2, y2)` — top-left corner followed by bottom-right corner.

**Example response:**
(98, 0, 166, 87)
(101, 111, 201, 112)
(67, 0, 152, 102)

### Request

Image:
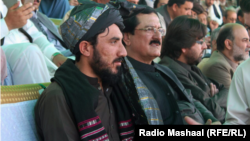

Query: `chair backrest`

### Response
(1, 83, 51, 141)
(1, 83, 50, 104)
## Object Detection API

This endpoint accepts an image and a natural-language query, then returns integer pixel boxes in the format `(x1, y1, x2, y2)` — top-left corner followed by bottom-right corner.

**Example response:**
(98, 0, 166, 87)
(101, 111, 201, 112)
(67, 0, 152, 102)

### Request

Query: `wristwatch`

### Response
(52, 52, 61, 61)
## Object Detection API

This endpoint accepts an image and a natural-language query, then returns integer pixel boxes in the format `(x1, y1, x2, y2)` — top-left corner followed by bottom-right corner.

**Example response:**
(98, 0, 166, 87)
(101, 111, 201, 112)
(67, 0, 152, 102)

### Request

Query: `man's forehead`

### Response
(98, 24, 123, 39)
(199, 13, 206, 16)
(136, 13, 160, 25)
(227, 11, 237, 16)
(233, 25, 249, 37)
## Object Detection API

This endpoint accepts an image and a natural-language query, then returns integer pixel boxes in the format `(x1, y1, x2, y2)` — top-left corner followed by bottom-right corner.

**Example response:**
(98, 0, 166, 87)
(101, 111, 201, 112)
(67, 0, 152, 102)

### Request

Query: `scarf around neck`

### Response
(123, 57, 164, 125)
(52, 59, 134, 141)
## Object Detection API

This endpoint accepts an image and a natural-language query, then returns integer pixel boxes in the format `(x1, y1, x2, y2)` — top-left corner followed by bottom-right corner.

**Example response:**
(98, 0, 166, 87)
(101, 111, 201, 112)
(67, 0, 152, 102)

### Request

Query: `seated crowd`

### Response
(1, 0, 250, 140)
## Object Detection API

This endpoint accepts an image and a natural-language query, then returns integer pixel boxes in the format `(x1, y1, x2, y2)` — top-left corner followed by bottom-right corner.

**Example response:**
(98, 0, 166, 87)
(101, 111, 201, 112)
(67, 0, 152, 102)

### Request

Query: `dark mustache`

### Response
(150, 40, 161, 45)
(113, 57, 123, 63)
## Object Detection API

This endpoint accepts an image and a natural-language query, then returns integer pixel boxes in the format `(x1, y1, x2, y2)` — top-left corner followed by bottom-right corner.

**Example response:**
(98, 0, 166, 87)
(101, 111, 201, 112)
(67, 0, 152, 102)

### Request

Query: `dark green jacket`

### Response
(159, 56, 228, 122)
(113, 58, 218, 125)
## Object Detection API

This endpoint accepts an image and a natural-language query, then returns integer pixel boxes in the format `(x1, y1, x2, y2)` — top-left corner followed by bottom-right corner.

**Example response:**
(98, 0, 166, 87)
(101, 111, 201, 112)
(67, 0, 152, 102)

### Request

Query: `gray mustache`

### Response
(245, 48, 250, 51)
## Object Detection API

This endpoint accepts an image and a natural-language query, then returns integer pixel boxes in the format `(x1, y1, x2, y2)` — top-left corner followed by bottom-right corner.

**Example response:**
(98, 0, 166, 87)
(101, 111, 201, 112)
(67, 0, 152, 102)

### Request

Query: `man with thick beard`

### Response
(34, 1, 134, 141)
(159, 16, 228, 123)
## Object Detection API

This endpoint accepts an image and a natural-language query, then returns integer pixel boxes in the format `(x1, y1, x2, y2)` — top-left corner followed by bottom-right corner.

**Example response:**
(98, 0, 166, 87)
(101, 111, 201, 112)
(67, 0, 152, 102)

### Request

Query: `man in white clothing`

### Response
(201, 0, 223, 25)
(224, 0, 250, 125)
(0, 0, 67, 85)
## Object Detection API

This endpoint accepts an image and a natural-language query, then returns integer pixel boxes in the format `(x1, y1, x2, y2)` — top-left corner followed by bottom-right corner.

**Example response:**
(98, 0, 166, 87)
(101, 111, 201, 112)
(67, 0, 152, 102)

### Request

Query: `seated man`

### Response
(153, 0, 169, 9)
(21, 0, 73, 57)
(201, 0, 223, 25)
(191, 2, 204, 19)
(201, 23, 250, 89)
(113, 5, 220, 125)
(1, 1, 67, 85)
(156, 0, 193, 29)
(237, 9, 244, 25)
(220, 7, 237, 26)
(224, 0, 250, 125)
(35, 1, 133, 141)
(159, 16, 228, 122)
(192, 2, 213, 50)
(219, 0, 227, 13)
(220, 0, 237, 12)
(198, 10, 219, 34)
(198, 27, 221, 70)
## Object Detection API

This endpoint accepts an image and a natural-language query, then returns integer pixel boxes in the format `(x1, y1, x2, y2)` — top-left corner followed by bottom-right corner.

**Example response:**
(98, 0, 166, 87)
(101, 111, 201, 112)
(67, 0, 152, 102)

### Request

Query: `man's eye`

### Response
(243, 39, 249, 42)
(146, 28, 153, 31)
(111, 41, 117, 44)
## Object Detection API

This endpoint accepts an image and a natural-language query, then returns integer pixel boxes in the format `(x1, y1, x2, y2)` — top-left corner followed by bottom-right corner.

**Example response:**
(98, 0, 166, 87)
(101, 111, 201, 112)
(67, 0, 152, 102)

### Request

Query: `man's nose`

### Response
(203, 42, 208, 50)
(118, 43, 127, 57)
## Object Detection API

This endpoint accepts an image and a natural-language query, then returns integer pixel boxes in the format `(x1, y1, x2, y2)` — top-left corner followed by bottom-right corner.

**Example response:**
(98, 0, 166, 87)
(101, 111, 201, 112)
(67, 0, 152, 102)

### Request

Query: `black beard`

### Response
(97, 66, 122, 86)
(90, 47, 121, 85)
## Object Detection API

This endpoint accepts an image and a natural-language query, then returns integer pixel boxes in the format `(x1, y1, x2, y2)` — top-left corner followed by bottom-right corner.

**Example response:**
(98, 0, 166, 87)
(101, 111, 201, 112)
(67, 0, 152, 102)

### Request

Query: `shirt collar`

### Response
(175, 60, 192, 71)
(127, 56, 155, 72)
(82, 71, 112, 90)
(83, 74, 99, 86)
(219, 51, 239, 71)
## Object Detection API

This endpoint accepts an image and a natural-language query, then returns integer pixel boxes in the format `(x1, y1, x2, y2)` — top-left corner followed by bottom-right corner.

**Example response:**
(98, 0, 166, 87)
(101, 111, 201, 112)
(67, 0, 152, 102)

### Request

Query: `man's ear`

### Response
(123, 33, 131, 46)
(181, 48, 187, 54)
(212, 40, 217, 49)
(224, 39, 233, 50)
(223, 16, 226, 23)
(172, 3, 178, 12)
(238, 16, 243, 23)
(79, 41, 92, 57)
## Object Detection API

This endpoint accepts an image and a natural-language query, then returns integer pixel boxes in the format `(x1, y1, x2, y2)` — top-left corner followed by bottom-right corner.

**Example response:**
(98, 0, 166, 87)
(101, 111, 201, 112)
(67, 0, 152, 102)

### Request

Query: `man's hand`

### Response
(52, 54, 67, 67)
(184, 116, 202, 125)
(184, 116, 221, 125)
(69, 0, 79, 6)
(4, 1, 35, 30)
(210, 83, 219, 97)
(209, 20, 219, 31)
(205, 36, 211, 49)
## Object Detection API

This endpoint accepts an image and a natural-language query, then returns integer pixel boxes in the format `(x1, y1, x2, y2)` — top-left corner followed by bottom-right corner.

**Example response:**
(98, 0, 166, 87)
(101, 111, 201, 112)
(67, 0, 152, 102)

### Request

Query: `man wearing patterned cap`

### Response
(35, 1, 134, 141)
